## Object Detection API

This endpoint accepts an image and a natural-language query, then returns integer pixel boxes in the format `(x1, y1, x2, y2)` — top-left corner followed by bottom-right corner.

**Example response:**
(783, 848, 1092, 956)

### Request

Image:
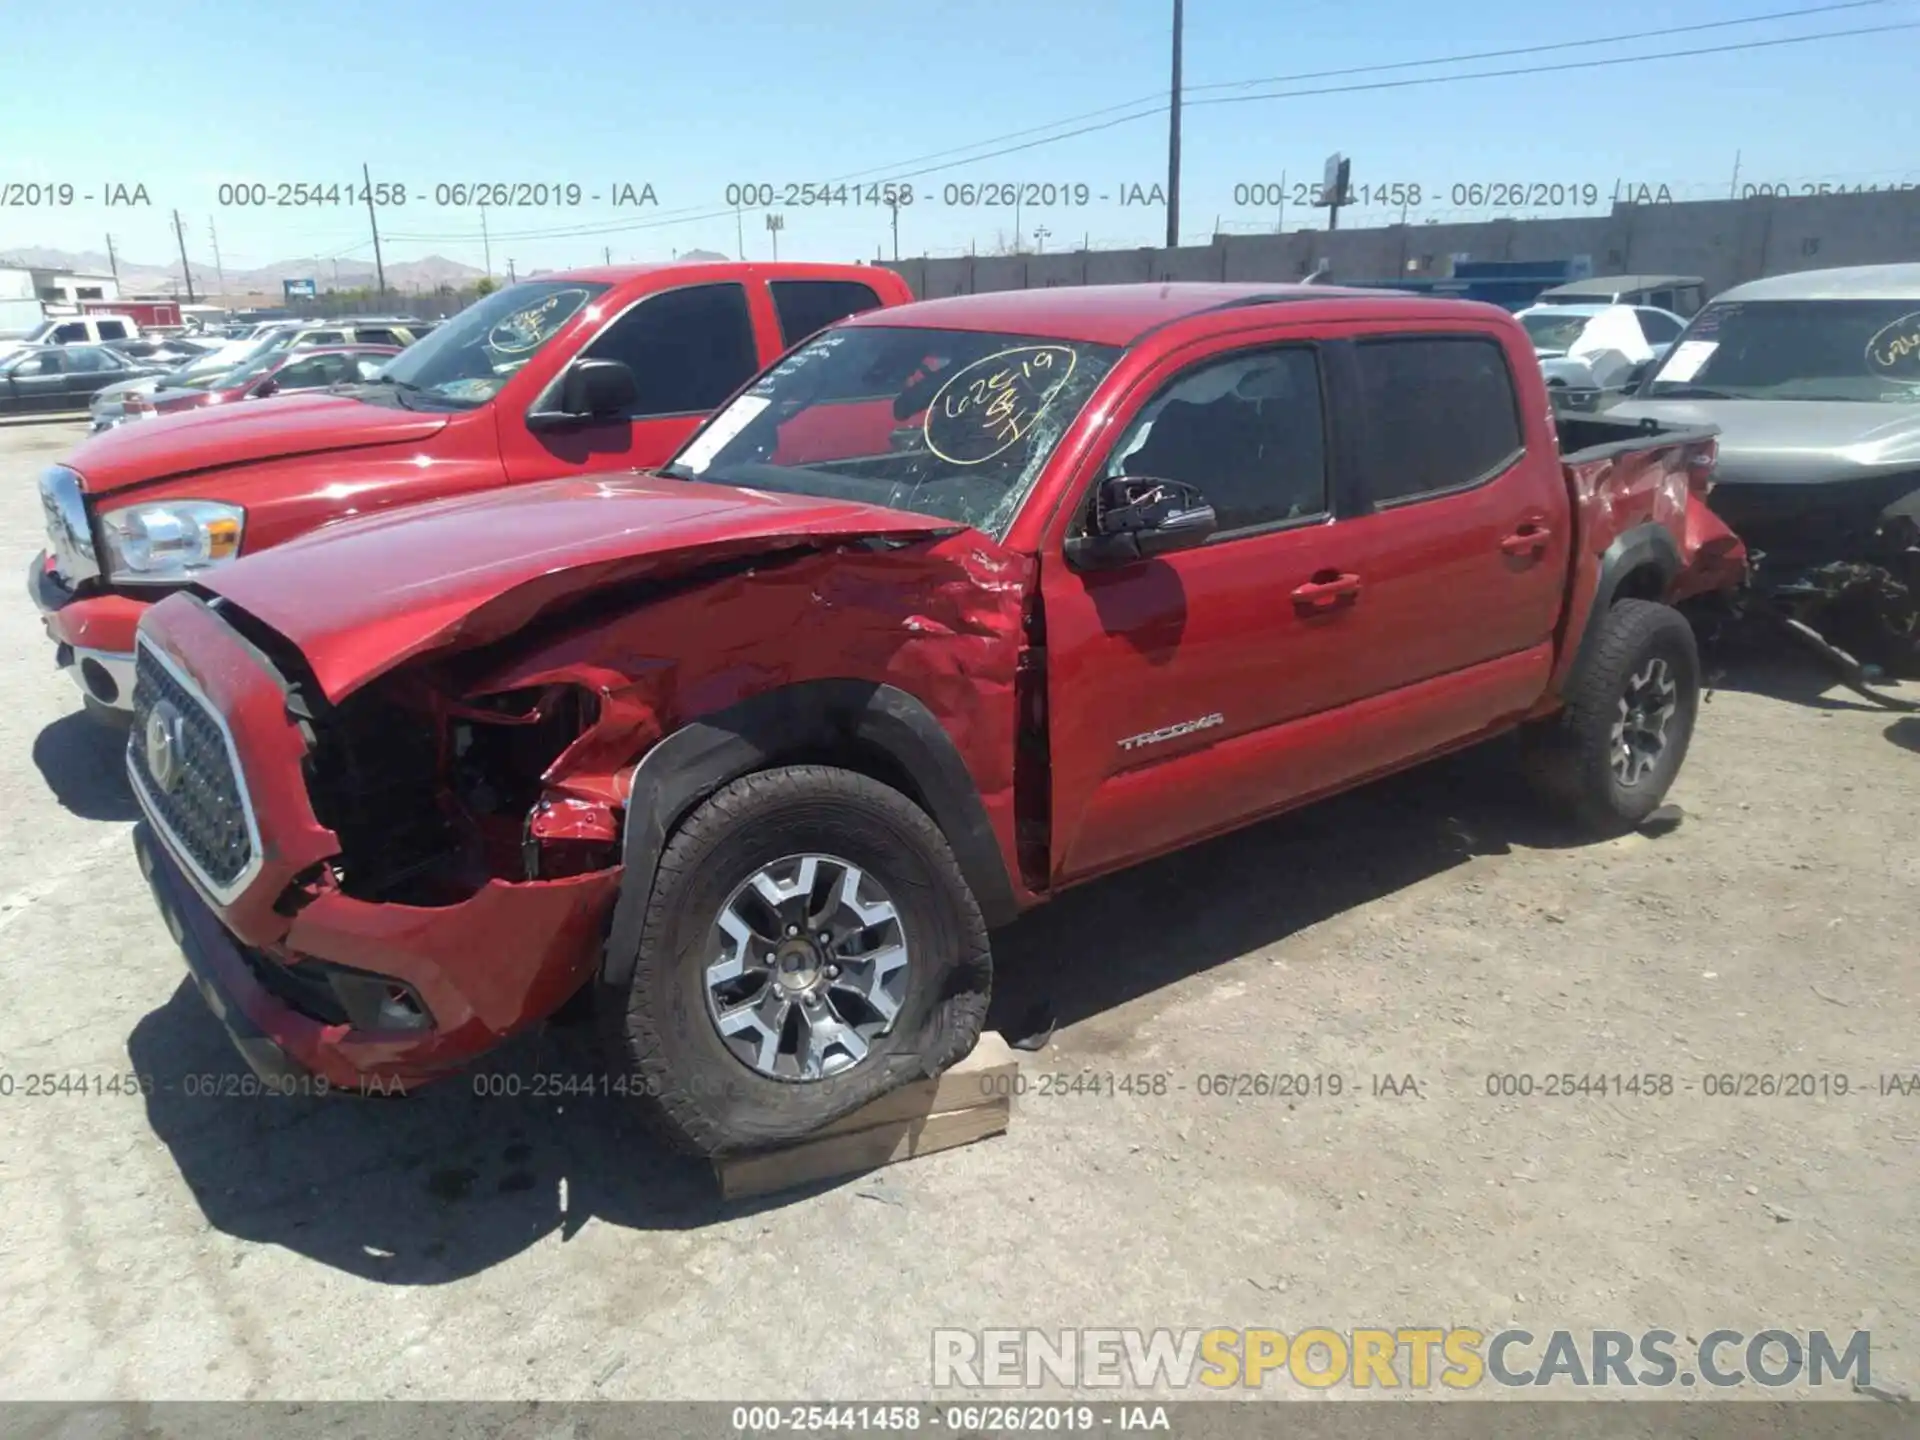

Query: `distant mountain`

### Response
(0, 246, 488, 298)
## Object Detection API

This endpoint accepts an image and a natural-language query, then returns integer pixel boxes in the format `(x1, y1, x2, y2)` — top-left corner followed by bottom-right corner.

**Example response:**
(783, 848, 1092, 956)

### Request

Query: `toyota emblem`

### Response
(144, 700, 185, 792)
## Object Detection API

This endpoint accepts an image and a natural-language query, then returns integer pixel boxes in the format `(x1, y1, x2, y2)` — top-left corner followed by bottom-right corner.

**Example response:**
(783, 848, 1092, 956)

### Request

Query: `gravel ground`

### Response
(0, 419, 1915, 1405)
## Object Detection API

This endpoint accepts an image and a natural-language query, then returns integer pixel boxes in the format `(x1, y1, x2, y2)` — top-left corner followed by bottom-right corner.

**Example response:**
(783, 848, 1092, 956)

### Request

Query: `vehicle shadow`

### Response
(125, 737, 1587, 1283)
(33, 711, 140, 822)
(1886, 717, 1920, 754)
(1697, 630, 1915, 716)
(985, 737, 1577, 1043)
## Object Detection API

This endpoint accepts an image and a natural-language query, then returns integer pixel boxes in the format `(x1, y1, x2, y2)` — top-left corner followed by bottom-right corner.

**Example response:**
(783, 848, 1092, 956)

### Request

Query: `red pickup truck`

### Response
(31, 261, 911, 719)
(127, 282, 1745, 1156)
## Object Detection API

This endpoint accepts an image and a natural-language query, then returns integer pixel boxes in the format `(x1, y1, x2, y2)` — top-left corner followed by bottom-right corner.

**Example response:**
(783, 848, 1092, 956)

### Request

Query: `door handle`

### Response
(1500, 524, 1552, 558)
(1291, 571, 1362, 612)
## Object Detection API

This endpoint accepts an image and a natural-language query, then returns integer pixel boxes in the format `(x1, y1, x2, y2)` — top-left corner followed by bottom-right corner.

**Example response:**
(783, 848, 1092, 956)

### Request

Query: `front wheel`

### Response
(600, 765, 991, 1157)
(1522, 599, 1701, 834)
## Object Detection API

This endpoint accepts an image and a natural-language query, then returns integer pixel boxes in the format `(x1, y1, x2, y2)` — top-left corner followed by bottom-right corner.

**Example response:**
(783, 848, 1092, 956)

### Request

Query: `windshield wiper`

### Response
(351, 373, 426, 408)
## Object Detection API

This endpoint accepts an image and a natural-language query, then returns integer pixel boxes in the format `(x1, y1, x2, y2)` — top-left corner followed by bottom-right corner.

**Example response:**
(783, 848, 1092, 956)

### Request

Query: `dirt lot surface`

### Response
(0, 419, 1915, 1405)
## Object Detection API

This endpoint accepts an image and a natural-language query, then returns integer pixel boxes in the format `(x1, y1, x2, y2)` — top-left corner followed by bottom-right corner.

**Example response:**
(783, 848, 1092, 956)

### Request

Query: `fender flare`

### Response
(1562, 522, 1682, 697)
(598, 680, 1020, 992)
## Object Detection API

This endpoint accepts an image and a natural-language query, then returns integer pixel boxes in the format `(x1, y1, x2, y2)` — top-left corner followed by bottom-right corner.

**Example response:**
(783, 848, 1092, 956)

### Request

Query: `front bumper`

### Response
(27, 552, 145, 713)
(129, 598, 623, 1089)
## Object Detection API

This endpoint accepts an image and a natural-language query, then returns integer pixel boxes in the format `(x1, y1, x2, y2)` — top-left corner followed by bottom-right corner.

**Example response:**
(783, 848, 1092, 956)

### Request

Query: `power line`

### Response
(1186, 0, 1886, 95)
(649, 0, 1891, 197)
(1187, 18, 1920, 108)
(377, 11, 1908, 249)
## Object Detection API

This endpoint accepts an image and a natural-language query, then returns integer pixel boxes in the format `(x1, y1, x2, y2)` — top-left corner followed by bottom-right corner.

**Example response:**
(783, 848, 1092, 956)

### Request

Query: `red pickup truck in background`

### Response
(126, 283, 1745, 1157)
(31, 261, 912, 719)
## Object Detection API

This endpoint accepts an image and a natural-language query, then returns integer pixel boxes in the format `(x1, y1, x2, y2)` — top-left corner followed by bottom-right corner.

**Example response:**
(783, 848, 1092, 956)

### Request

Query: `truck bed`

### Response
(1555, 410, 1719, 465)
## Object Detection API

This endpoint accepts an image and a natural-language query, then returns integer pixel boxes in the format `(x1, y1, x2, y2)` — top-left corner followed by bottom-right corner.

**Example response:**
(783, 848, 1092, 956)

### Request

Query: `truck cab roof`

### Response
(837, 281, 1510, 347)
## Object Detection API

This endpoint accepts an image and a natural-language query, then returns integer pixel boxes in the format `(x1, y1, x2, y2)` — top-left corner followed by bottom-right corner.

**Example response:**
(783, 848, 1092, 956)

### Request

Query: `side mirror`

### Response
(527, 358, 638, 430)
(1064, 476, 1217, 570)
(251, 377, 279, 398)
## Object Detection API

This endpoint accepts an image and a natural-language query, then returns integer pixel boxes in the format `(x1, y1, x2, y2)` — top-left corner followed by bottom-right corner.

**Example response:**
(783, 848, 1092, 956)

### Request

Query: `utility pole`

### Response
(765, 212, 784, 261)
(735, 205, 746, 261)
(362, 162, 387, 302)
(604, 245, 612, 265)
(105, 234, 119, 282)
(171, 209, 197, 302)
(1276, 171, 1287, 234)
(888, 195, 900, 261)
(1729, 149, 1743, 200)
(207, 217, 226, 300)
(1165, 0, 1183, 248)
(481, 206, 492, 277)
(507, 258, 517, 283)
(333, 258, 341, 290)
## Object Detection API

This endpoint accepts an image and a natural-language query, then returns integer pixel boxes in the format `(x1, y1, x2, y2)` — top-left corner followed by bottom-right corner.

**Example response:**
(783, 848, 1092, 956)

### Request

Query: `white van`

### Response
(0, 313, 144, 360)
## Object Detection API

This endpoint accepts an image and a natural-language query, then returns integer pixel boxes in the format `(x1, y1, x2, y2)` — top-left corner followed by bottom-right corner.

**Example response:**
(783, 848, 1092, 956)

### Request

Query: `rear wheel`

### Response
(1522, 599, 1700, 834)
(601, 765, 991, 1157)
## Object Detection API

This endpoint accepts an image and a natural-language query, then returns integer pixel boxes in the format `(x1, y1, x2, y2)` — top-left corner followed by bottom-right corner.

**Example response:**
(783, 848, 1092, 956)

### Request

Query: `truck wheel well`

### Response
(764, 739, 934, 823)
(1560, 523, 1683, 705)
(598, 681, 1021, 994)
(1611, 563, 1668, 603)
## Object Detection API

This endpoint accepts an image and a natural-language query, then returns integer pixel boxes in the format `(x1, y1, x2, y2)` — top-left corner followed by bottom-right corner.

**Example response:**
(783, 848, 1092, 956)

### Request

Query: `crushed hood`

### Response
(64, 391, 448, 497)
(1609, 396, 1920, 486)
(198, 473, 963, 701)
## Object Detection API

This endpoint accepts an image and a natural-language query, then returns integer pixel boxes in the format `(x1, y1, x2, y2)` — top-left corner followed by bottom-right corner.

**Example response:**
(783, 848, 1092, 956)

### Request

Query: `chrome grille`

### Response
(38, 465, 99, 583)
(128, 640, 259, 899)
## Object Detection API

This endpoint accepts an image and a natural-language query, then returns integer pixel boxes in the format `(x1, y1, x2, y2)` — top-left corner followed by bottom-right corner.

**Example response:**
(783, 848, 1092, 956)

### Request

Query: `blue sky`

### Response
(2, 0, 1915, 277)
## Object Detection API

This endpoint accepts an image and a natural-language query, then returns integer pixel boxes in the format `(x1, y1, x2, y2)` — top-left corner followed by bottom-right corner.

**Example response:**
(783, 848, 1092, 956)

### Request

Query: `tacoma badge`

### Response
(1118, 713, 1225, 751)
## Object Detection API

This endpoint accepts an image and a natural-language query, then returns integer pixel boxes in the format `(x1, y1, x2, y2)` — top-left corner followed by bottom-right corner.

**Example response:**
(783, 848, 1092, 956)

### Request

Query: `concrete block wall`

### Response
(885, 188, 1920, 301)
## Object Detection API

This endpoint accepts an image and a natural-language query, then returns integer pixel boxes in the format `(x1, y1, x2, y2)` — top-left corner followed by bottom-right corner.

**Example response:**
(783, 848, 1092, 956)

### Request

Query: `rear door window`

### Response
(64, 348, 115, 373)
(95, 320, 129, 340)
(273, 353, 355, 389)
(52, 323, 89, 343)
(769, 280, 885, 347)
(583, 282, 759, 417)
(1352, 336, 1524, 506)
(1635, 309, 1684, 345)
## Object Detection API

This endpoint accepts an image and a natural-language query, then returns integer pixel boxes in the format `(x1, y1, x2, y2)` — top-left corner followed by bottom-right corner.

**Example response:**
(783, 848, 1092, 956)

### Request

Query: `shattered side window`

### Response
(666, 326, 1123, 539)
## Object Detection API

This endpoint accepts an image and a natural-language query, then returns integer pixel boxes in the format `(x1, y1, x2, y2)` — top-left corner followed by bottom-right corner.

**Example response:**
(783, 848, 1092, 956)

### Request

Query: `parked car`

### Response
(1534, 274, 1707, 317)
(0, 313, 143, 361)
(0, 344, 170, 417)
(1611, 262, 1920, 673)
(107, 337, 219, 366)
(127, 345, 400, 421)
(121, 282, 1743, 1155)
(1516, 302, 1690, 400)
(32, 262, 911, 717)
(89, 335, 316, 432)
(252, 319, 432, 354)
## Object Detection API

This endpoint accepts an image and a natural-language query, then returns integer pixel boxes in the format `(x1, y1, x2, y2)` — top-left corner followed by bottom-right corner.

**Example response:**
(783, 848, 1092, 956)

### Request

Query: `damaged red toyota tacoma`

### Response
(31, 261, 909, 720)
(127, 282, 1746, 1155)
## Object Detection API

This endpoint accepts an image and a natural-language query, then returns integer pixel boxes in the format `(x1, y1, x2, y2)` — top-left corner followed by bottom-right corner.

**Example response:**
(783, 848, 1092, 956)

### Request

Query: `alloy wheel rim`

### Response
(703, 853, 910, 1081)
(1611, 656, 1678, 786)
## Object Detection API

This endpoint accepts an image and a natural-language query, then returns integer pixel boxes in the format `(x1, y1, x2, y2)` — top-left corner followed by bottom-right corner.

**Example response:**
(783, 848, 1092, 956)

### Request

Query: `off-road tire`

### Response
(601, 765, 991, 1157)
(1521, 599, 1700, 835)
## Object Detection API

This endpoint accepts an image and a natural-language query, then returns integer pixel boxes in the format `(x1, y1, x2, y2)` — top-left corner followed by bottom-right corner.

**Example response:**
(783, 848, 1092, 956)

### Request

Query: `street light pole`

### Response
(1166, 0, 1183, 248)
